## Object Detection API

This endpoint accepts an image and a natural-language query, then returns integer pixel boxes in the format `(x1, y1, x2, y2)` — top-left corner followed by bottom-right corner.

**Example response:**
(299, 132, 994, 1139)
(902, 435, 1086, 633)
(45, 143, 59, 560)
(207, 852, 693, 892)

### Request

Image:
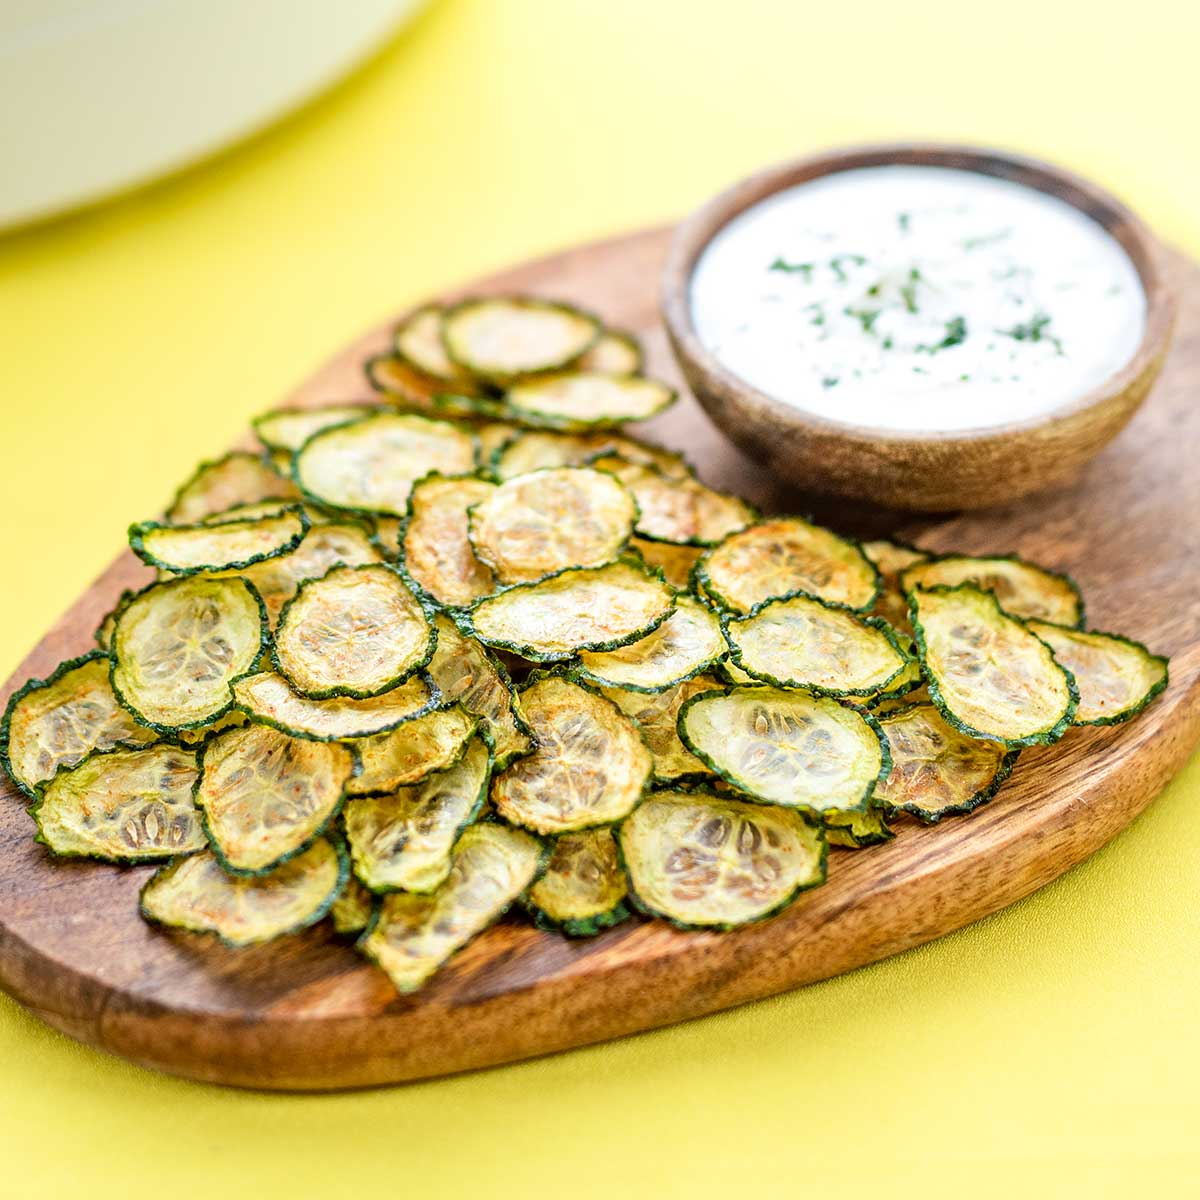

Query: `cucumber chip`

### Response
(166, 451, 300, 524)
(360, 823, 544, 993)
(1026, 621, 1168, 726)
(576, 595, 725, 692)
(442, 297, 600, 382)
(504, 372, 675, 430)
(330, 876, 375, 936)
(859, 653, 925, 708)
(111, 577, 267, 732)
(576, 330, 643, 375)
(294, 411, 476, 517)
(130, 508, 308, 575)
(525, 826, 629, 935)
(620, 789, 826, 929)
(32, 744, 204, 862)
(911, 585, 1077, 747)
(394, 304, 481, 387)
(825, 806, 894, 848)
(345, 733, 491, 893)
(464, 559, 674, 661)
(347, 705, 478, 796)
(252, 405, 380, 454)
(600, 674, 721, 783)
(492, 430, 691, 482)
(195, 723, 355, 875)
(94, 590, 136, 651)
(678, 686, 889, 816)
(630, 537, 703, 590)
(698, 518, 879, 614)
(476, 421, 522, 464)
(468, 466, 636, 583)
(863, 538, 929, 632)
(902, 554, 1083, 627)
(273, 564, 433, 699)
(723, 593, 910, 697)
(1, 651, 158, 797)
(141, 838, 346, 948)
(401, 474, 498, 606)
(491, 676, 651, 835)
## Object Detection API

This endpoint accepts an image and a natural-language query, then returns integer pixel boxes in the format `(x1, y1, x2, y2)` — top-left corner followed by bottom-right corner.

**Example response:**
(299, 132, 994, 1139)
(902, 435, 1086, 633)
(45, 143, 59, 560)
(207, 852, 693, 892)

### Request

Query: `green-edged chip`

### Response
(347, 705, 478, 796)
(491, 430, 692, 482)
(394, 304, 483, 387)
(863, 538, 929, 633)
(630, 537, 704, 589)
(600, 675, 721, 783)
(825, 806, 894, 848)
(252, 404, 381, 453)
(619, 788, 826, 929)
(504, 372, 675, 430)
(576, 330, 643, 375)
(400, 474, 497, 606)
(525, 826, 630, 935)
(330, 875, 375, 936)
(129, 508, 308, 575)
(166, 451, 299, 524)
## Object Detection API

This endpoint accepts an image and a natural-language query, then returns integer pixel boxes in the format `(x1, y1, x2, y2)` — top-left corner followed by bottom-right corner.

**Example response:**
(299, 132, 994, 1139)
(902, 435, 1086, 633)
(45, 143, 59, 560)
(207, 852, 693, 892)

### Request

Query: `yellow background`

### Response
(1, 2, 1197, 1195)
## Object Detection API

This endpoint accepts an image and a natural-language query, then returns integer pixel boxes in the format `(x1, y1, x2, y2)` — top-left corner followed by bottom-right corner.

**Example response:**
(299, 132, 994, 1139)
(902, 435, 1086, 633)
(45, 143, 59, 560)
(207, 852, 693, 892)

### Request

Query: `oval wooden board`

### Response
(2, 227, 1198, 1091)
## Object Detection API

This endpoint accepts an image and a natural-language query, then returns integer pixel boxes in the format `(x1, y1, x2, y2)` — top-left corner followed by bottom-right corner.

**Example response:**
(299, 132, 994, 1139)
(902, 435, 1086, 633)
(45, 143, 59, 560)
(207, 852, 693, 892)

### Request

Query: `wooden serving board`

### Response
(2, 227, 1198, 1091)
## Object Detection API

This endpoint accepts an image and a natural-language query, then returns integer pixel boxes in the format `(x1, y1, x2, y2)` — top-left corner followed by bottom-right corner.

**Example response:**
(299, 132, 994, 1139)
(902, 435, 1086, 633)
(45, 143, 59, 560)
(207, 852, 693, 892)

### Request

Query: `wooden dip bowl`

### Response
(661, 144, 1177, 511)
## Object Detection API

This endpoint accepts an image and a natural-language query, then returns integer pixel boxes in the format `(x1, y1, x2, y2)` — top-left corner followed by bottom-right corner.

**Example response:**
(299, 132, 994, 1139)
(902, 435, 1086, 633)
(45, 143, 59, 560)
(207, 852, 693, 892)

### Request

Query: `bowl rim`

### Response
(660, 141, 1178, 445)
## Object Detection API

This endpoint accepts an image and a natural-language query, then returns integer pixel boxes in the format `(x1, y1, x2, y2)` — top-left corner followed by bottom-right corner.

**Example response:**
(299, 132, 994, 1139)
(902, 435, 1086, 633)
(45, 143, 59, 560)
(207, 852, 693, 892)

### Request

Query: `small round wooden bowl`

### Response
(661, 144, 1177, 511)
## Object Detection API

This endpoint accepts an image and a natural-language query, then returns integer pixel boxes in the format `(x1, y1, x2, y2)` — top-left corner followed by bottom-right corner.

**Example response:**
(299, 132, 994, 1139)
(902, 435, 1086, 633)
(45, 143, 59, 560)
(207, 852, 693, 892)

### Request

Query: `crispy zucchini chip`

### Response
(724, 594, 909, 697)
(345, 734, 491, 893)
(111, 577, 267, 732)
(911, 585, 1077, 746)
(166, 451, 299, 524)
(468, 466, 636, 583)
(130, 509, 307, 575)
(360, 823, 543, 993)
(400, 474, 497, 606)
(576, 330, 643, 375)
(442, 297, 600, 382)
(505, 372, 674, 430)
(94, 590, 135, 651)
(294, 412, 476, 517)
(860, 654, 925, 708)
(577, 595, 725, 692)
(426, 615, 532, 768)
(198, 500, 332, 526)
(630, 537, 703, 590)
(273, 564, 433, 699)
(252, 405, 380, 453)
(590, 455, 755, 546)
(476, 421, 521, 464)
(825, 806, 894, 848)
(465, 559, 674, 661)
(32, 744, 204, 862)
(347, 705, 478, 795)
(1, 651, 158, 796)
(698, 518, 879, 614)
(875, 702, 1017, 821)
(196, 723, 355, 875)
(233, 671, 439, 741)
(372, 515, 402, 559)
(619, 789, 826, 929)
(526, 826, 629, 935)
(330, 875, 375, 936)
(902, 555, 1083, 626)
(492, 676, 651, 834)
(863, 538, 929, 632)
(140, 838, 345, 947)
(492, 430, 691, 482)
(679, 686, 888, 815)
(1027, 622, 1168, 726)
(599, 675, 721, 783)
(395, 304, 482, 386)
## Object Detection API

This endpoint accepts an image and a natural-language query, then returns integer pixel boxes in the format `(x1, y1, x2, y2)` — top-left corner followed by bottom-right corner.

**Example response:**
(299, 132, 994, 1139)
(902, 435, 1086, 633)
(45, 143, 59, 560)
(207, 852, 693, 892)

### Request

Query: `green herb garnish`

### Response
(899, 267, 923, 314)
(997, 311, 1063, 354)
(917, 315, 968, 354)
(769, 258, 815, 280)
(830, 253, 867, 282)
(845, 306, 882, 335)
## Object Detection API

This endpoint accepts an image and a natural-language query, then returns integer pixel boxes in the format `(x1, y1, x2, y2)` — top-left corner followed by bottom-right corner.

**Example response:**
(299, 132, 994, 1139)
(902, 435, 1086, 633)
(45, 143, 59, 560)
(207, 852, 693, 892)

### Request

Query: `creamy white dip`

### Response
(689, 165, 1146, 433)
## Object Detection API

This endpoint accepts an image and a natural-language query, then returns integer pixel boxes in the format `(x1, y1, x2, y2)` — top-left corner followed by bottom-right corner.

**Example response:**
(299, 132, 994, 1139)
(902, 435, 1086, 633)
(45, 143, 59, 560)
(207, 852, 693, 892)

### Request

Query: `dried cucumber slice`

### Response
(31, 744, 204, 862)
(361, 822, 544, 993)
(468, 466, 636, 583)
(442, 297, 600, 382)
(859, 654, 924, 708)
(111, 576, 267, 732)
(400, 474, 497, 606)
(166, 451, 300, 524)
(273, 564, 433, 699)
(195, 723, 355, 875)
(347, 705, 478, 795)
(198, 500, 334, 526)
(129, 508, 308, 574)
(426, 615, 532, 769)
(723, 593, 910, 697)
(901, 554, 1083, 627)
(619, 789, 826, 929)
(464, 559, 674, 661)
(1026, 622, 1168, 726)
(525, 827, 629, 935)
(1, 650, 158, 796)
(863, 538, 929, 632)
(330, 876, 374, 936)
(252, 404, 380, 453)
(630, 537, 703, 589)
(95, 591, 134, 651)
(600, 675, 721, 783)
(491, 675, 651, 834)
(911, 585, 1077, 747)
(589, 455, 755, 546)
(394, 304, 481, 387)
(825, 806, 894, 848)
(576, 595, 725, 692)
(372, 515, 403, 559)
(345, 733, 491, 893)
(233, 671, 440, 740)
(294, 412, 476, 517)
(577, 330, 643, 374)
(875, 702, 1017, 822)
(141, 838, 346, 947)
(491, 430, 691, 482)
(505, 373, 675, 430)
(698, 518, 879, 614)
(476, 421, 521, 464)
(678, 686, 889, 816)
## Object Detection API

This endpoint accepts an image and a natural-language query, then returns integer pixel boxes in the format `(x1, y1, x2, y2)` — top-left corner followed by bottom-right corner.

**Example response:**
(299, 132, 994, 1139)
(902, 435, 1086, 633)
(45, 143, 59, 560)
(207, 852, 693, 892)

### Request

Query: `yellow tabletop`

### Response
(1, 1, 1196, 1195)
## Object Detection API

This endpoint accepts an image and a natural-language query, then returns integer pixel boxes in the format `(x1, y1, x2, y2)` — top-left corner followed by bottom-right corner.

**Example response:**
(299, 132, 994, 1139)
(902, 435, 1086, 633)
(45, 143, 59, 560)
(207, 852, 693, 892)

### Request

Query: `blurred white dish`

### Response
(0, 0, 427, 231)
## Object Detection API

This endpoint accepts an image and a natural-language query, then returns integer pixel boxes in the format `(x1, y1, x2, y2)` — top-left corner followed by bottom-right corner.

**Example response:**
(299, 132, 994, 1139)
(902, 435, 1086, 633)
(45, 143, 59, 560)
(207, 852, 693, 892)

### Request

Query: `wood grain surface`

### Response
(1, 226, 1196, 1091)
